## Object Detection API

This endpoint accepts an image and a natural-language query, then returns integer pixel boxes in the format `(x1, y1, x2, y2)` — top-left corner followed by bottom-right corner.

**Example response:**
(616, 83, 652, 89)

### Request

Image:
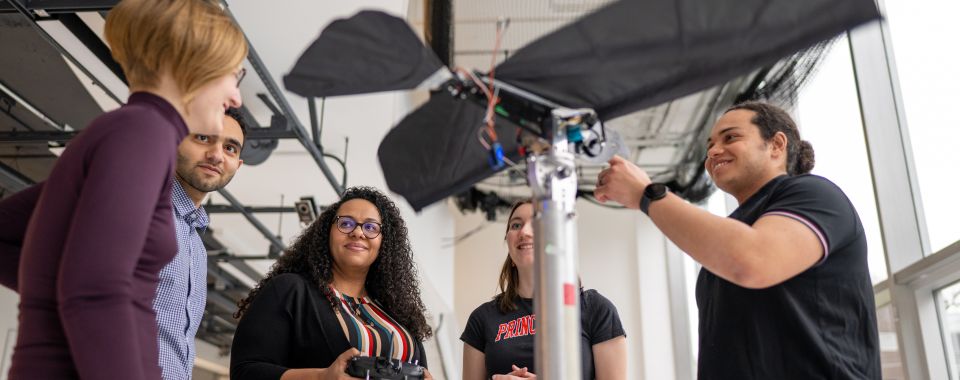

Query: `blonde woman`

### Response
(1, 0, 247, 378)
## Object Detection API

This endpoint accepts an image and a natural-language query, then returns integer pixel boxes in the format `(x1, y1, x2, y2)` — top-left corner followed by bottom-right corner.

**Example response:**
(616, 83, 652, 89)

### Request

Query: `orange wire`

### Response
(484, 21, 506, 141)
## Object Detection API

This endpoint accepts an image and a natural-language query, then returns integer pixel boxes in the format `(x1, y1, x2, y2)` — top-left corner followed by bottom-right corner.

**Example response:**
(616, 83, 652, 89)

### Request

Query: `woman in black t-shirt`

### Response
(231, 187, 433, 380)
(461, 200, 627, 380)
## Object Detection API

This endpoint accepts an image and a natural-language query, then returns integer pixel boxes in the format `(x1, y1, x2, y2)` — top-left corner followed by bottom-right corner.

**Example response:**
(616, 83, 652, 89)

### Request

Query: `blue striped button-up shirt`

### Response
(154, 180, 209, 380)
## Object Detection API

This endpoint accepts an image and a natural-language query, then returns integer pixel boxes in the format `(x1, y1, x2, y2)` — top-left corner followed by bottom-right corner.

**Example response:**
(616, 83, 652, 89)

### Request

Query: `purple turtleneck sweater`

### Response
(2, 92, 188, 380)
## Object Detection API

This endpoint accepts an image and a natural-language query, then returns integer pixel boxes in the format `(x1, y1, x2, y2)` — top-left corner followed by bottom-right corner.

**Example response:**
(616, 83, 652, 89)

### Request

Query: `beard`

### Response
(176, 156, 234, 193)
(182, 169, 230, 192)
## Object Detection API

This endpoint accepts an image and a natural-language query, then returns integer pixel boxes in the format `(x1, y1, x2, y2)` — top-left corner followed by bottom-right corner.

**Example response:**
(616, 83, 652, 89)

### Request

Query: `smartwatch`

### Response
(640, 183, 668, 215)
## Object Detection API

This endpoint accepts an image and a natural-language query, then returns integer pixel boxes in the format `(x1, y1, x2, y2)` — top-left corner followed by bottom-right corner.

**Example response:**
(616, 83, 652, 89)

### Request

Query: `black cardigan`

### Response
(230, 273, 428, 379)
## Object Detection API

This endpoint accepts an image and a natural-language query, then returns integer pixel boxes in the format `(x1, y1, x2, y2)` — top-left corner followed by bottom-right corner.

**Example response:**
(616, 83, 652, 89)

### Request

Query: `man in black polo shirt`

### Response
(595, 101, 880, 379)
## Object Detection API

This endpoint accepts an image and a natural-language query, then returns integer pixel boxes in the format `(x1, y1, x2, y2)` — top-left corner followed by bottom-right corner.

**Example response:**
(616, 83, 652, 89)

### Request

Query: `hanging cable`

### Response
(455, 18, 512, 170)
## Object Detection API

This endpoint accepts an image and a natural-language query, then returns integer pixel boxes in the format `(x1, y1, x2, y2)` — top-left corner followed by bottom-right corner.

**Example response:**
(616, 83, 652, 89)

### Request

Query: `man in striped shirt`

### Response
(154, 108, 247, 379)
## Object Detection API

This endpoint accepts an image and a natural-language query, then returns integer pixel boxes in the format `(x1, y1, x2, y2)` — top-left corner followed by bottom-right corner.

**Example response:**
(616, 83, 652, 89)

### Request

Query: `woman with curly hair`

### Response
(230, 187, 433, 380)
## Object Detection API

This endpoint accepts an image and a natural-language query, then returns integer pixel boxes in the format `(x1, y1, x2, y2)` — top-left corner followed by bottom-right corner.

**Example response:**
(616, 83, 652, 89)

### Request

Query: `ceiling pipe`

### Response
(222, 3, 345, 196)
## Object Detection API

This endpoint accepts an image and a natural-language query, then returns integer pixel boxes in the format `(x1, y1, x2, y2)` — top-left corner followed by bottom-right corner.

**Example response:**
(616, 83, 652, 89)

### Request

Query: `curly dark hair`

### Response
(726, 101, 815, 175)
(234, 186, 432, 340)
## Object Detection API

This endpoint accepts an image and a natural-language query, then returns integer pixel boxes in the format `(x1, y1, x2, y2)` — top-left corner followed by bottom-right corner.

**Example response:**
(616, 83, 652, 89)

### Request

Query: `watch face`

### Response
(641, 183, 667, 214)
(645, 183, 668, 200)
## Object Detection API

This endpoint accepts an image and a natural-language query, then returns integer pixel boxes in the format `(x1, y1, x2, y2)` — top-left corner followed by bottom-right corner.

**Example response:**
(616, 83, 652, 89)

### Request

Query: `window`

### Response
(883, 0, 960, 254)
(875, 295, 906, 380)
(797, 35, 888, 284)
(937, 280, 960, 379)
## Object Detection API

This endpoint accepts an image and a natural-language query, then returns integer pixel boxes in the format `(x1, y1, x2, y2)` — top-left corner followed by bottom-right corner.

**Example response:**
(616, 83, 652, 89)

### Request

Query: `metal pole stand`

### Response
(527, 108, 588, 379)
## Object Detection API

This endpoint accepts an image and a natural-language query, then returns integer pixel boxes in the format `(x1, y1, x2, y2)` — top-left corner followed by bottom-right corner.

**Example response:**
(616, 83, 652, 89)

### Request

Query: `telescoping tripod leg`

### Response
(526, 108, 585, 379)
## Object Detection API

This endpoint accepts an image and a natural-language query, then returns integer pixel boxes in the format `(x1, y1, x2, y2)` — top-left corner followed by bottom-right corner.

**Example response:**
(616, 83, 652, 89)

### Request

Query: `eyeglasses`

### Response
(335, 216, 382, 239)
(235, 68, 246, 88)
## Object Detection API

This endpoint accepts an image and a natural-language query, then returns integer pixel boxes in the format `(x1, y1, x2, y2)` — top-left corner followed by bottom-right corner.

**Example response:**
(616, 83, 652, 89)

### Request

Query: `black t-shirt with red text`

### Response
(460, 289, 625, 379)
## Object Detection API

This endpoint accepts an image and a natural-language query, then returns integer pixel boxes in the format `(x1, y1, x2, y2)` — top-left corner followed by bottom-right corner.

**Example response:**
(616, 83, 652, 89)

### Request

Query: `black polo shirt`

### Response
(696, 174, 881, 379)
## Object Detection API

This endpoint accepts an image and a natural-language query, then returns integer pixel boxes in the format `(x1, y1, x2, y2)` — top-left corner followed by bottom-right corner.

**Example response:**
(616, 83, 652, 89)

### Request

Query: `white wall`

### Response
(452, 206, 505, 330)
(634, 215, 676, 380)
(578, 201, 646, 380)
(221, 0, 457, 326)
(0, 287, 16, 380)
(453, 199, 685, 380)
